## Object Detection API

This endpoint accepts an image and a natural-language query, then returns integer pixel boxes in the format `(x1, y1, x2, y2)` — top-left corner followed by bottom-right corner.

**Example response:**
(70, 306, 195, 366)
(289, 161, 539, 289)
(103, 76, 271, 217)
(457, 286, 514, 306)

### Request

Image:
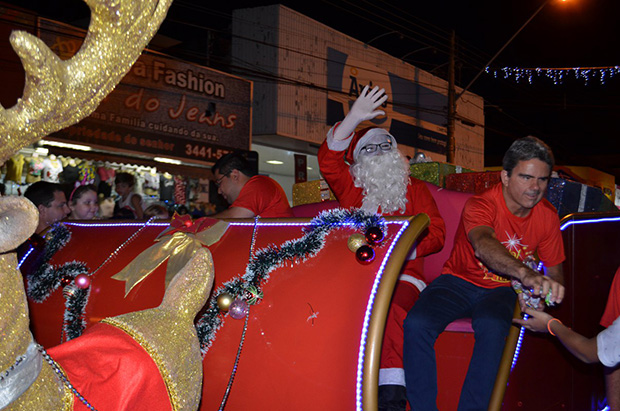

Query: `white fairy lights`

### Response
(485, 66, 620, 85)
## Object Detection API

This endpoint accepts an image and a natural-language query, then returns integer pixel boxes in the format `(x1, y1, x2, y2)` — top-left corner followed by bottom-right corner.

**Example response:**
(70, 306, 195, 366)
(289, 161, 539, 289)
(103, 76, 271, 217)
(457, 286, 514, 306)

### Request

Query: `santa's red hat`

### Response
(345, 127, 397, 164)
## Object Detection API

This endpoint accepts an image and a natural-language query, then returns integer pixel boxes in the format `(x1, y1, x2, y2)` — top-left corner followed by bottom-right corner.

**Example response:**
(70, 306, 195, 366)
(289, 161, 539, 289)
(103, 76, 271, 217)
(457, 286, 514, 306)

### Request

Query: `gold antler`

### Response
(0, 0, 173, 164)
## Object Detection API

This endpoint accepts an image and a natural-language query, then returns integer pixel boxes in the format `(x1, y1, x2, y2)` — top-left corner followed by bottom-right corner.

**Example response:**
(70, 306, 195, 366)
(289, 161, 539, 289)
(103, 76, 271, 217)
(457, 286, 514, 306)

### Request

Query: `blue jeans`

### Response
(403, 274, 516, 411)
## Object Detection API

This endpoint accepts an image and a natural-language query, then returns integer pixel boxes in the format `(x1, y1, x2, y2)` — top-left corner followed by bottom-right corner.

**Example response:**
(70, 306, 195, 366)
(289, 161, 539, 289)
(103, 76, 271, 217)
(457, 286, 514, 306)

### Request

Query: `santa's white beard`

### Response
(350, 149, 410, 214)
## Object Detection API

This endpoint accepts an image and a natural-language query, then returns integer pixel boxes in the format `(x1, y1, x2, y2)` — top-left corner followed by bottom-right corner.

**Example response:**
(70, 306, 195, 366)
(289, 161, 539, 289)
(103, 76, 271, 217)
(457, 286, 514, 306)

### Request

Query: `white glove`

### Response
(333, 85, 388, 141)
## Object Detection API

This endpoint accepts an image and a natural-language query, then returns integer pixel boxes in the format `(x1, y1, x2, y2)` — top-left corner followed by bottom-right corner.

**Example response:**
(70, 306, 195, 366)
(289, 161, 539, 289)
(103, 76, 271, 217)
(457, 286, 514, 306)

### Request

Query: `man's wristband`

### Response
(547, 318, 562, 336)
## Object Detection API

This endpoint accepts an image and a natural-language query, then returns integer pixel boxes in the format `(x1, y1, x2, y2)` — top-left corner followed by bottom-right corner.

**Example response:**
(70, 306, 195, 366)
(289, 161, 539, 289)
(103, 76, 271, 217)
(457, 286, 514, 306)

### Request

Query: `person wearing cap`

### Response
(318, 85, 446, 411)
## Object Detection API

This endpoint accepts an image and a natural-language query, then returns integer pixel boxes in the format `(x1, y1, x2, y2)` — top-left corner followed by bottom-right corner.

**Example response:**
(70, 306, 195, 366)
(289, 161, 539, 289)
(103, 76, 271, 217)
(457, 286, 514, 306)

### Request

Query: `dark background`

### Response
(2, 0, 619, 179)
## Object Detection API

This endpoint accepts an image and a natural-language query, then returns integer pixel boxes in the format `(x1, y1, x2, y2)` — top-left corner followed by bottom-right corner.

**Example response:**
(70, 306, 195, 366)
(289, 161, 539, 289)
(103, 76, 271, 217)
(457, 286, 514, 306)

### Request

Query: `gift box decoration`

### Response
(554, 165, 615, 202)
(292, 179, 337, 206)
(545, 178, 618, 217)
(409, 162, 475, 187)
(444, 171, 501, 194)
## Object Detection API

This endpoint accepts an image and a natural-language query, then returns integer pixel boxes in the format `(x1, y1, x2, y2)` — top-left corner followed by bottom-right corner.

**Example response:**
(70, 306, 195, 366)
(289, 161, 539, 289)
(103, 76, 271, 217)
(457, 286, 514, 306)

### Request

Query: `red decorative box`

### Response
(444, 171, 501, 194)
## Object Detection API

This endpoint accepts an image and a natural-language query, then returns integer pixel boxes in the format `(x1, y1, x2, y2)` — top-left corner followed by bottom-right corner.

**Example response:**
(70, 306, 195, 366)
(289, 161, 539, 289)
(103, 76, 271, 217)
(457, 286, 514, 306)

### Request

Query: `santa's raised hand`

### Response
(333, 85, 388, 141)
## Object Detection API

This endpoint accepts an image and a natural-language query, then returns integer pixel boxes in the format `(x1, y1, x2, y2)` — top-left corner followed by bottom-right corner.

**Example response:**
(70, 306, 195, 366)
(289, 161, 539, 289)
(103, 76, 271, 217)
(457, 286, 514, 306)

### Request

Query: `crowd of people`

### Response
(7, 86, 619, 411)
(19, 171, 176, 225)
(10, 149, 295, 231)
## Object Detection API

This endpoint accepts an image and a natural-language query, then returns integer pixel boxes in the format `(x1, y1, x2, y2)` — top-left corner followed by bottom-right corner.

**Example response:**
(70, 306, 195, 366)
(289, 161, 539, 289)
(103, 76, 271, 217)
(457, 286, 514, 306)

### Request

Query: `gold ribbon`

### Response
(112, 221, 229, 296)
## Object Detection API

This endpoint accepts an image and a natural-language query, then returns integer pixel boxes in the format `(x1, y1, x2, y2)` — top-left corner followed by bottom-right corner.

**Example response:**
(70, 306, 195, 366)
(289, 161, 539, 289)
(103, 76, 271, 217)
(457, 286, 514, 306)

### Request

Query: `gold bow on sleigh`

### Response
(112, 214, 229, 296)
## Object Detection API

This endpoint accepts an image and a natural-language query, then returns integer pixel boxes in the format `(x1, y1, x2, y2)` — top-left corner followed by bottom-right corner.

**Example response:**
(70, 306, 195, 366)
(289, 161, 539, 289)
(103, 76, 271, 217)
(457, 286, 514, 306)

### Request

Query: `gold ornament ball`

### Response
(217, 293, 234, 311)
(347, 233, 367, 252)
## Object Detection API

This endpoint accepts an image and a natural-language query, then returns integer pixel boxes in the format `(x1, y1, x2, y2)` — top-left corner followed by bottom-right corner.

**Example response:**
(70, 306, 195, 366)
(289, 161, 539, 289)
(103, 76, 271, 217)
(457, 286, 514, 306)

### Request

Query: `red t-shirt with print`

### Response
(442, 183, 565, 289)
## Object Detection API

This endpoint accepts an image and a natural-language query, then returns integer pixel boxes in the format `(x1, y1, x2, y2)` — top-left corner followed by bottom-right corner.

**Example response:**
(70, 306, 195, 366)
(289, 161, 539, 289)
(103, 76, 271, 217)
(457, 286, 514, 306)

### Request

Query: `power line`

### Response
(361, 0, 491, 66)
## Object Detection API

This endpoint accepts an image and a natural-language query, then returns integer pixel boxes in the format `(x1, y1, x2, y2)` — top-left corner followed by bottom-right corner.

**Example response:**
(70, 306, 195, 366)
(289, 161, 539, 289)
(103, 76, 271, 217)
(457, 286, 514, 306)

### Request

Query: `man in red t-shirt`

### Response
(318, 86, 446, 410)
(601, 266, 620, 411)
(211, 153, 293, 218)
(403, 136, 566, 411)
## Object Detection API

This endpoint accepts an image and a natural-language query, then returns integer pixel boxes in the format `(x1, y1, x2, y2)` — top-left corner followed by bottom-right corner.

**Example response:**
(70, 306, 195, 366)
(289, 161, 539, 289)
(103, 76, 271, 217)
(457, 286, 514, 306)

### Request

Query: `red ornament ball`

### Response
(356, 245, 375, 265)
(184, 220, 193, 228)
(60, 276, 73, 287)
(365, 227, 384, 245)
(74, 274, 91, 289)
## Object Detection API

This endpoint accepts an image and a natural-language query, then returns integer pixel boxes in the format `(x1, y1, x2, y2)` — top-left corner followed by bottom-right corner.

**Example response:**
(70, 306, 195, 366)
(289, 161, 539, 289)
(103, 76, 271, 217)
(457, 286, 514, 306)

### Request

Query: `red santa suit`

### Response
(318, 124, 445, 389)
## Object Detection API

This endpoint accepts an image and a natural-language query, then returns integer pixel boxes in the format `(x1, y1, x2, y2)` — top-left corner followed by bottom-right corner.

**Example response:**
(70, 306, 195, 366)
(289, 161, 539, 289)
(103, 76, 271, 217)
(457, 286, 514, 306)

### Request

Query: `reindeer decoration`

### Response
(0, 0, 173, 164)
(0, 1, 220, 410)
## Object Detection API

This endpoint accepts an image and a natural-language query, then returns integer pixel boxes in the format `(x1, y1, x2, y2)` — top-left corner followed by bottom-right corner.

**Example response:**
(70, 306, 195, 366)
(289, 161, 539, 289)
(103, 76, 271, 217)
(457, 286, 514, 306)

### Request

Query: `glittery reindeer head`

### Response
(0, 0, 173, 165)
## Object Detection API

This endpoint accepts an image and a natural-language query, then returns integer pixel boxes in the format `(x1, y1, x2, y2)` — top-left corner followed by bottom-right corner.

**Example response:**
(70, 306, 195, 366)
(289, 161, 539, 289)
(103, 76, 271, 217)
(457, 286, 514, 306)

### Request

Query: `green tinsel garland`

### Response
(25, 224, 91, 341)
(195, 208, 386, 354)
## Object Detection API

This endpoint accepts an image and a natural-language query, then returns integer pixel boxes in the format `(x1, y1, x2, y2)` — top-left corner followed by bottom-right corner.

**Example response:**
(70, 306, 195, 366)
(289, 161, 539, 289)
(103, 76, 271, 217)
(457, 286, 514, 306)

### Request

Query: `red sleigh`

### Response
(23, 183, 620, 410)
(24, 210, 428, 410)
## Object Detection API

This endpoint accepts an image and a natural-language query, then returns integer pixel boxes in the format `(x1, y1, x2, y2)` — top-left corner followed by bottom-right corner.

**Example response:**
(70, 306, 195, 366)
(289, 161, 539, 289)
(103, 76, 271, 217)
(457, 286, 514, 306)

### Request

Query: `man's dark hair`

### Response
(24, 181, 64, 207)
(212, 153, 256, 177)
(502, 136, 555, 176)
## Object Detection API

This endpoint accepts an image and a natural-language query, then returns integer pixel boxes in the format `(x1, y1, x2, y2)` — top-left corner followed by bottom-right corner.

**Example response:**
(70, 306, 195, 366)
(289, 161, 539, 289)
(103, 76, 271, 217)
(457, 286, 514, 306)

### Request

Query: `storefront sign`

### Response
(39, 19, 252, 164)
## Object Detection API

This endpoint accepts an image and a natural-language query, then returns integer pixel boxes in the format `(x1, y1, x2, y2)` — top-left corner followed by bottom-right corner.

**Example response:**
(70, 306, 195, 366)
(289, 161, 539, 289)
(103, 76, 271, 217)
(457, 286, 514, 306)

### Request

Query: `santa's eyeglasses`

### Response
(360, 142, 392, 154)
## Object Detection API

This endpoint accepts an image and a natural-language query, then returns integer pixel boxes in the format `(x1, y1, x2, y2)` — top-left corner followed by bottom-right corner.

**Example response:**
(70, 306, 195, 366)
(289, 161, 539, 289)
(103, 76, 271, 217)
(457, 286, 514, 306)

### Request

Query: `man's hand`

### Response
(333, 85, 388, 141)
(520, 270, 565, 306)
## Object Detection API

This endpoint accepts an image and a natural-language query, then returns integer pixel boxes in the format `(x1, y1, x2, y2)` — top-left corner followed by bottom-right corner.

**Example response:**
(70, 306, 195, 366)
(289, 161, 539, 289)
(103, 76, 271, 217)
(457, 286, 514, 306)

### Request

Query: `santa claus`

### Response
(318, 86, 446, 411)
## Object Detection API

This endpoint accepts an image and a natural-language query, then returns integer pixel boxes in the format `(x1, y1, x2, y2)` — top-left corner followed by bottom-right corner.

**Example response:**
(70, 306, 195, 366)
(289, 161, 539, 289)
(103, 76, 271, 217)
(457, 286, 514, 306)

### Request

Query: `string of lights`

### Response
(486, 65, 620, 85)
